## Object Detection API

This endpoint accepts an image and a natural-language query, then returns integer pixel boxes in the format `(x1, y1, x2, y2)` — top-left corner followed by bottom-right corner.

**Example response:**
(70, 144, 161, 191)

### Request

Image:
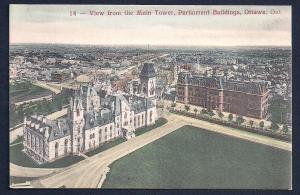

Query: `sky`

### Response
(10, 5, 291, 46)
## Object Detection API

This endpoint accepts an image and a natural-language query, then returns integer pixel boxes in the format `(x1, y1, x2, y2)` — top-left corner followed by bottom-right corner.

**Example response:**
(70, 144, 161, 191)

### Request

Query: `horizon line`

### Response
(9, 42, 292, 48)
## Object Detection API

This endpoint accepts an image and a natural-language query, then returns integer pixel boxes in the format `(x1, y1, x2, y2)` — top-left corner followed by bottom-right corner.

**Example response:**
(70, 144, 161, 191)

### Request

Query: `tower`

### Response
(139, 63, 157, 126)
(139, 62, 156, 99)
(70, 94, 85, 154)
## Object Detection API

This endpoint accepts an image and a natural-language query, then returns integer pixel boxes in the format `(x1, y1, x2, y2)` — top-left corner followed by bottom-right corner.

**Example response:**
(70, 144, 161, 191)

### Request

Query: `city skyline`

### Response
(10, 5, 291, 46)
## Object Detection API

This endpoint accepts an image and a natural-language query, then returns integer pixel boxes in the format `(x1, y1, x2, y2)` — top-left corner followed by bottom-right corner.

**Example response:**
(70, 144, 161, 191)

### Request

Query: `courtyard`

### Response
(103, 125, 291, 189)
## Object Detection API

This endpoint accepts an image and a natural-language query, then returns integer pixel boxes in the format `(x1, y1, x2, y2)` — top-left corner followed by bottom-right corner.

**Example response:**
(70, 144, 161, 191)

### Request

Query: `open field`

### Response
(103, 125, 291, 189)
(10, 81, 52, 104)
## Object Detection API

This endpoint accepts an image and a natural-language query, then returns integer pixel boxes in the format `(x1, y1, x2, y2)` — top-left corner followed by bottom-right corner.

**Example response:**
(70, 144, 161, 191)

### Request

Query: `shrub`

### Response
(228, 114, 233, 122)
(259, 121, 264, 129)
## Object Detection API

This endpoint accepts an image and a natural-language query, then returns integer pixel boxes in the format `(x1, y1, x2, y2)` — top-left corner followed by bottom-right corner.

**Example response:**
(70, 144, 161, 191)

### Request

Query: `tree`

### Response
(201, 109, 207, 115)
(171, 103, 176, 108)
(259, 121, 264, 129)
(193, 108, 198, 115)
(184, 105, 190, 112)
(236, 115, 245, 126)
(228, 114, 233, 122)
(271, 122, 279, 131)
(208, 110, 215, 118)
(249, 120, 254, 128)
(282, 124, 289, 134)
(218, 111, 224, 120)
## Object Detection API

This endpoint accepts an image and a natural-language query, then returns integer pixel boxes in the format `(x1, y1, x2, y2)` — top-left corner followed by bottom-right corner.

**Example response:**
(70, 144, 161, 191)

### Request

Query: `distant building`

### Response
(51, 70, 71, 83)
(23, 63, 158, 164)
(177, 71, 269, 119)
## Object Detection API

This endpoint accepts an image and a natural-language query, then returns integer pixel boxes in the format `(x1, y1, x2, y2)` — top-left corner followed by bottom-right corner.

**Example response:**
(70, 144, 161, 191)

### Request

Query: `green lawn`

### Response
(86, 138, 125, 157)
(135, 118, 168, 136)
(9, 143, 84, 168)
(10, 81, 51, 104)
(103, 125, 291, 189)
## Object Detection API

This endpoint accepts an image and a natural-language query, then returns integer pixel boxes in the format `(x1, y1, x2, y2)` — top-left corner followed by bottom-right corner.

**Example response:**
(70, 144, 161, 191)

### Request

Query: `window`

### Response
(90, 133, 95, 139)
(32, 136, 35, 151)
(110, 125, 112, 130)
(99, 129, 102, 142)
(77, 137, 80, 152)
(142, 115, 144, 125)
(36, 137, 39, 152)
(134, 117, 136, 127)
(27, 133, 30, 147)
(55, 142, 59, 158)
(105, 127, 107, 133)
(150, 111, 153, 123)
(64, 139, 68, 155)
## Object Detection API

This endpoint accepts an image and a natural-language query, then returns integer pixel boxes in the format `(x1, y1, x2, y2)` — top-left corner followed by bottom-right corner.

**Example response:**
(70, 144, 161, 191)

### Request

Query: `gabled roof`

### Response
(139, 63, 156, 79)
(178, 72, 268, 95)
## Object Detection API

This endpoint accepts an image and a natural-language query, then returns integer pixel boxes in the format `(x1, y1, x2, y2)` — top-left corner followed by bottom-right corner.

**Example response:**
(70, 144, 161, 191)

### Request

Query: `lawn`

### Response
(9, 143, 84, 168)
(85, 138, 125, 157)
(103, 125, 291, 189)
(135, 118, 168, 136)
(10, 81, 52, 104)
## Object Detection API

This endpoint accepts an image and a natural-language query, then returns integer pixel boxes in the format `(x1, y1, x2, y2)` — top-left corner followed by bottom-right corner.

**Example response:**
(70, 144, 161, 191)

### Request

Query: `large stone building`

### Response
(177, 71, 269, 119)
(22, 63, 157, 164)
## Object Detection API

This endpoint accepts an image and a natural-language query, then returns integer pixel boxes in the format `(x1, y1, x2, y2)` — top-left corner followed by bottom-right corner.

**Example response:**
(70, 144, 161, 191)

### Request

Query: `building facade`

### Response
(177, 71, 269, 119)
(23, 63, 157, 164)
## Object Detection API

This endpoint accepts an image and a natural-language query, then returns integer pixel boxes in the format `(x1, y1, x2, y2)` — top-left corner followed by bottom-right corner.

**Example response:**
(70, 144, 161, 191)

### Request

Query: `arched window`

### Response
(150, 111, 153, 123)
(77, 137, 80, 152)
(64, 139, 68, 155)
(27, 133, 30, 147)
(40, 140, 43, 155)
(32, 136, 35, 151)
(55, 142, 59, 158)
(134, 117, 136, 127)
(36, 137, 39, 152)
(99, 129, 102, 143)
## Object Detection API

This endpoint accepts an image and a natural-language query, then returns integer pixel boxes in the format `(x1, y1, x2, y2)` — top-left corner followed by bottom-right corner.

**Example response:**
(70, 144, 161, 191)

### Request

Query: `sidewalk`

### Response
(160, 100, 286, 131)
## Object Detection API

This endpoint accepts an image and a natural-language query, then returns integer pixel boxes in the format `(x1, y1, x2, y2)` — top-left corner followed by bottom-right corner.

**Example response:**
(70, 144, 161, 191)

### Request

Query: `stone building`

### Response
(23, 63, 158, 164)
(177, 71, 269, 119)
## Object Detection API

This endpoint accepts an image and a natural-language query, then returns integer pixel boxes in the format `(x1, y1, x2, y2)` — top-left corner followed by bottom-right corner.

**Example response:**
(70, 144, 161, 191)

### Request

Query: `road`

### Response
(168, 113, 291, 151)
(10, 163, 62, 178)
(33, 82, 62, 94)
(11, 112, 291, 188)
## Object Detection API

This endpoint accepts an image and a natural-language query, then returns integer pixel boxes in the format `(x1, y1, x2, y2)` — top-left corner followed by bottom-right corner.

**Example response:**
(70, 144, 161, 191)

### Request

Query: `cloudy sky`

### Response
(10, 5, 291, 46)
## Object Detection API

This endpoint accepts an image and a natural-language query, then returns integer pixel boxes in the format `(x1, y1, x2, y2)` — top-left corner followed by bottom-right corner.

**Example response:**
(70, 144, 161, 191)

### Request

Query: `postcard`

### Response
(9, 5, 292, 189)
